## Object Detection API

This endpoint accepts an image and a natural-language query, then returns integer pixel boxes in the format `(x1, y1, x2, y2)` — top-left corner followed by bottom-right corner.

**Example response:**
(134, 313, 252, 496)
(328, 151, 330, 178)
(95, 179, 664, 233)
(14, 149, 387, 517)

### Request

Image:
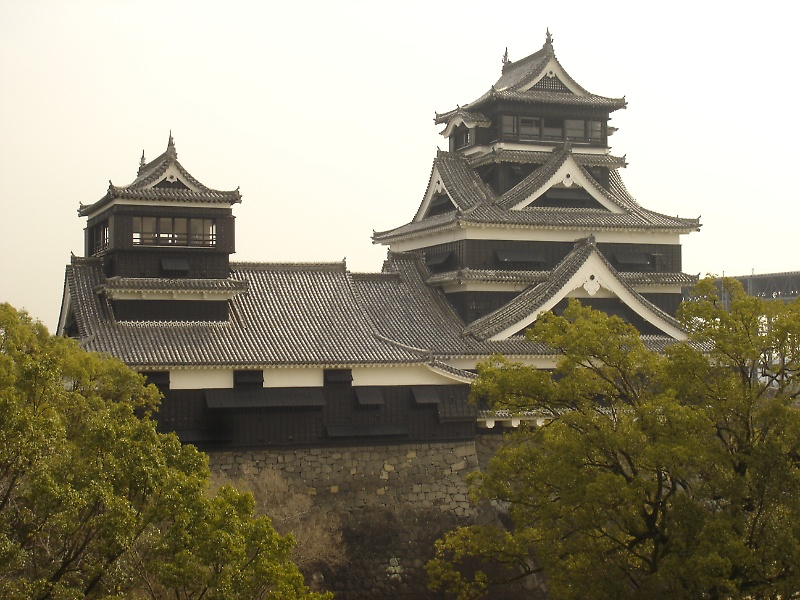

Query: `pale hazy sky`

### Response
(1, 0, 797, 331)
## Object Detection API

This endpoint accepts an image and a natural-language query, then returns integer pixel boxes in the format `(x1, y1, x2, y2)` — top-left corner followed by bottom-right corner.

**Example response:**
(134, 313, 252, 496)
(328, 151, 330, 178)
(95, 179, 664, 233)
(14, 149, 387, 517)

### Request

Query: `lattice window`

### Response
(531, 76, 571, 93)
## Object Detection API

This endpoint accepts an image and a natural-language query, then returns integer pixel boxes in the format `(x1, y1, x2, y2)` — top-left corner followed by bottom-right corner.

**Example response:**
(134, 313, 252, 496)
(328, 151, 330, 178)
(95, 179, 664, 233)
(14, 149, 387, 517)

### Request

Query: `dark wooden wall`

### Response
(153, 381, 476, 450)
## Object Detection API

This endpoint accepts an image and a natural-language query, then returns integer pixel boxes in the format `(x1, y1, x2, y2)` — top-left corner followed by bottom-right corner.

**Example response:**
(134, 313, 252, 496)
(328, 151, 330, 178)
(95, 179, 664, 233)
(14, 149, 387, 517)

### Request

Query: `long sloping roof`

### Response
(374, 150, 700, 243)
(63, 258, 423, 367)
(63, 248, 684, 370)
(434, 33, 626, 125)
(78, 135, 241, 217)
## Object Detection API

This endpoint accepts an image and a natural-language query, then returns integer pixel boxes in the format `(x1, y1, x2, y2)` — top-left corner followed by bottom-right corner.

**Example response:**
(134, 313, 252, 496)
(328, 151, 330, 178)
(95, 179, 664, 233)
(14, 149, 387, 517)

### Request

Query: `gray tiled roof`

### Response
(373, 150, 700, 243)
(64, 250, 686, 372)
(463, 238, 685, 340)
(353, 253, 565, 358)
(65, 258, 422, 367)
(426, 269, 550, 287)
(101, 276, 249, 293)
(620, 272, 699, 286)
(427, 268, 697, 288)
(469, 149, 627, 169)
(79, 135, 241, 217)
(435, 36, 625, 125)
(434, 151, 496, 212)
(439, 108, 492, 129)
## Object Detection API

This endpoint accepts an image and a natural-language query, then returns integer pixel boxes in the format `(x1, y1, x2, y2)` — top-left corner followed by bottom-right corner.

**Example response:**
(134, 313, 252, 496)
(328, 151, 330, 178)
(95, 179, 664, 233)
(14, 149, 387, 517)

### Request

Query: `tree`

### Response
(211, 468, 347, 588)
(427, 279, 800, 599)
(0, 303, 329, 599)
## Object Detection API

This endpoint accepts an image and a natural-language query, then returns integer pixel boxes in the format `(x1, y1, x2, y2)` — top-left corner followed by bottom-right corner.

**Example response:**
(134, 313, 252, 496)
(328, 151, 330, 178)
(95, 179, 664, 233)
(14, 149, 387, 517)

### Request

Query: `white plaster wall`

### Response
(390, 228, 683, 253)
(170, 369, 234, 389)
(264, 368, 324, 388)
(352, 366, 463, 386)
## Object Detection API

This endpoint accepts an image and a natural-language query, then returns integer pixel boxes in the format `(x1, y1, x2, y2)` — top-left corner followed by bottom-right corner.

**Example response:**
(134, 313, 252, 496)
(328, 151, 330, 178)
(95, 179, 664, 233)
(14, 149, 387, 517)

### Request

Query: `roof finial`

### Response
(140, 150, 146, 167)
(166, 130, 177, 158)
(501, 47, 510, 73)
(545, 28, 553, 47)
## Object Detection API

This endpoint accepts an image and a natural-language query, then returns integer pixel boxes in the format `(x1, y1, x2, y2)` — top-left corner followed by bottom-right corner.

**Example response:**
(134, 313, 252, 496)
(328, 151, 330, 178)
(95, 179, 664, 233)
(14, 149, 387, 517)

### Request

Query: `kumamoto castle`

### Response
(55, 33, 789, 597)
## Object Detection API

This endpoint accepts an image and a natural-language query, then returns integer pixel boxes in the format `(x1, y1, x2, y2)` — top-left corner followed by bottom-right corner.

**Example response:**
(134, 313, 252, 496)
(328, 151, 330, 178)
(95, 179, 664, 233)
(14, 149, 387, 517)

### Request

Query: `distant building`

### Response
(728, 272, 800, 301)
(58, 33, 700, 449)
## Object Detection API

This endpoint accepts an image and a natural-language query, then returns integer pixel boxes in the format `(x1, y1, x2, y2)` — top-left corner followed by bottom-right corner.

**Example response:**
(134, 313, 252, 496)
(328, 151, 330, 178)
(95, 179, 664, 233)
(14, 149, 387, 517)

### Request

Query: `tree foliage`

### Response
(0, 303, 329, 599)
(427, 279, 800, 599)
(211, 467, 347, 586)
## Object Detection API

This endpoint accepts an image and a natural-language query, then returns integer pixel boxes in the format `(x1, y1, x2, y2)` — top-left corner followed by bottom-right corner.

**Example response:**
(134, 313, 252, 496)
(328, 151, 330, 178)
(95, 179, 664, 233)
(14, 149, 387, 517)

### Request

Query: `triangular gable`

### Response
(466, 242, 686, 341)
(414, 163, 458, 221)
(146, 163, 201, 192)
(413, 154, 497, 221)
(518, 55, 588, 96)
(439, 110, 492, 138)
(57, 273, 77, 337)
(505, 153, 625, 213)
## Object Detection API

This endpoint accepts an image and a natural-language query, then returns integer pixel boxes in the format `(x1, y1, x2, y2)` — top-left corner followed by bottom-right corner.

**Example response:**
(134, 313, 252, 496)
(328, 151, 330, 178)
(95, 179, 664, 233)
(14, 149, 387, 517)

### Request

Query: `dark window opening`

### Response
(520, 117, 541, 140)
(497, 116, 605, 145)
(90, 221, 109, 255)
(565, 119, 585, 141)
(141, 371, 170, 390)
(133, 216, 216, 247)
(589, 120, 603, 142)
(501, 115, 517, 138)
(542, 117, 564, 140)
(161, 257, 190, 276)
(454, 128, 471, 150)
(324, 369, 353, 384)
(234, 370, 264, 390)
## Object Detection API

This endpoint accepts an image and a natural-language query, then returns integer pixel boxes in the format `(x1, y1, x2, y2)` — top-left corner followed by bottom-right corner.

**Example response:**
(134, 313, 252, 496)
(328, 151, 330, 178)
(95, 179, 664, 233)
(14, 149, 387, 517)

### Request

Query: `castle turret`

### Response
(374, 32, 700, 333)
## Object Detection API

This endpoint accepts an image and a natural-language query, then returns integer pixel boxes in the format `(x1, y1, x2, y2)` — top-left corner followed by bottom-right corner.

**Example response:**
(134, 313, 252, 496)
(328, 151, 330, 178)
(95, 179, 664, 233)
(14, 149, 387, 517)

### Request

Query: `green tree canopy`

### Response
(427, 279, 800, 600)
(0, 303, 329, 599)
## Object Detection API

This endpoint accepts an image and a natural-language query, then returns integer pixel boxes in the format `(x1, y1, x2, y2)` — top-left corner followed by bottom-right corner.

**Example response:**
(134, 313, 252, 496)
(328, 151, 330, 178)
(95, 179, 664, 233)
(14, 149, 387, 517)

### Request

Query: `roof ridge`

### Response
(231, 261, 348, 272)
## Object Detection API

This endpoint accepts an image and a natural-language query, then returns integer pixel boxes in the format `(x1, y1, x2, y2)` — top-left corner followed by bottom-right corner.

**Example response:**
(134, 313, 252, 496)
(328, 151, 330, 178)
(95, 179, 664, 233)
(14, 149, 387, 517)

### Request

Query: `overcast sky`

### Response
(1, 0, 797, 331)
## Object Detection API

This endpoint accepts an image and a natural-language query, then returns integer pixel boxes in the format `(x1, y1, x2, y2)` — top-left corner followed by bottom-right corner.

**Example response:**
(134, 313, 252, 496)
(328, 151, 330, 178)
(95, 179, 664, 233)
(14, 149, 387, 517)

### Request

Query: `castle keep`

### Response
(58, 33, 699, 451)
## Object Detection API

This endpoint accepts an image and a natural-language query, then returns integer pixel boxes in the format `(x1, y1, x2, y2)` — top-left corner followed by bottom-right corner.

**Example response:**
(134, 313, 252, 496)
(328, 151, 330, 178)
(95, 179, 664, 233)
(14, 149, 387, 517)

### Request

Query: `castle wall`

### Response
(206, 440, 519, 599)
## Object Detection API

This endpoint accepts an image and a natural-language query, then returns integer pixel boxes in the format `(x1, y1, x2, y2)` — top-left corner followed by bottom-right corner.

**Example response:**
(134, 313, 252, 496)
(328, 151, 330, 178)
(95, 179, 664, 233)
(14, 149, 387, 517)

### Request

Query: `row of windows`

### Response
(132, 217, 216, 247)
(90, 222, 109, 255)
(500, 116, 603, 143)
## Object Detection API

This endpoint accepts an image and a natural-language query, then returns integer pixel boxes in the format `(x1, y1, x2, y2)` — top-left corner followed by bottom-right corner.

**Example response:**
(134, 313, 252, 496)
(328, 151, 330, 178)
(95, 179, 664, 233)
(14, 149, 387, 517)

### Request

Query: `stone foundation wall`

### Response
(208, 441, 480, 516)
(207, 441, 484, 598)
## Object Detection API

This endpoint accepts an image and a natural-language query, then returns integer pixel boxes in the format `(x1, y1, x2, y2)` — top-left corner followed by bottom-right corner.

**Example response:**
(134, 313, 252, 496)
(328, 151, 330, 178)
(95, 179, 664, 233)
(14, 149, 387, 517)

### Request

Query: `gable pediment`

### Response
(415, 166, 455, 221)
(519, 57, 585, 96)
(464, 242, 686, 342)
(506, 154, 624, 213)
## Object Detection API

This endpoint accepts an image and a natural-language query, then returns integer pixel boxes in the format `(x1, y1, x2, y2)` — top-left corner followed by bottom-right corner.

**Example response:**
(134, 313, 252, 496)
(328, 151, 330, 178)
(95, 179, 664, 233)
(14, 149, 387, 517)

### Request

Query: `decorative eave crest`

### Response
(78, 134, 242, 218)
(464, 237, 687, 341)
(435, 32, 626, 125)
(97, 276, 249, 302)
(438, 108, 493, 138)
(501, 146, 627, 213)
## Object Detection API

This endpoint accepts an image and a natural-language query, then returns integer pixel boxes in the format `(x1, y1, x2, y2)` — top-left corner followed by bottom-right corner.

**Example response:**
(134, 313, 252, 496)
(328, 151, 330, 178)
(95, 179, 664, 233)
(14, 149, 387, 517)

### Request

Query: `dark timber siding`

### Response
(112, 299, 229, 322)
(155, 384, 475, 450)
(423, 240, 682, 274)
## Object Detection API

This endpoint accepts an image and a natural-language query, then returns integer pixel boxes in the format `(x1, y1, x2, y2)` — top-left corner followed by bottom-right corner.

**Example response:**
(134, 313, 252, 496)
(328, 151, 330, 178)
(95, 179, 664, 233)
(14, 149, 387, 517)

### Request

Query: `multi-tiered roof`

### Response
(375, 32, 699, 332)
(58, 34, 701, 447)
